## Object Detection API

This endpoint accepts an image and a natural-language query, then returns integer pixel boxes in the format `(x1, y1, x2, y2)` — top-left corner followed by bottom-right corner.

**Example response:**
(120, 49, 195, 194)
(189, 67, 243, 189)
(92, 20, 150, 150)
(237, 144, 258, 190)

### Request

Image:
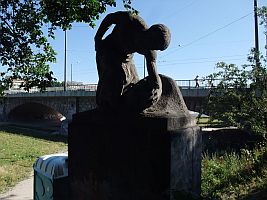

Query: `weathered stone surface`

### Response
(95, 11, 171, 114)
(120, 74, 191, 117)
(143, 75, 192, 118)
(69, 111, 201, 200)
(170, 126, 201, 199)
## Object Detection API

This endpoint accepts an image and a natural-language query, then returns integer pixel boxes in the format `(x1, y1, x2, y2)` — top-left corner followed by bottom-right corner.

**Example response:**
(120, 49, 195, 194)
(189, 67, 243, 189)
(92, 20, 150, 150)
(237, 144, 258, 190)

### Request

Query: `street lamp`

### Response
(64, 30, 67, 91)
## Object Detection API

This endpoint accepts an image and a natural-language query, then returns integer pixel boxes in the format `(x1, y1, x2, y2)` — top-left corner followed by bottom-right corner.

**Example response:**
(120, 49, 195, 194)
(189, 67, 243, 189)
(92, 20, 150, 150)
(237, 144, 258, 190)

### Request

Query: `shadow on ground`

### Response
(241, 186, 267, 200)
(0, 124, 67, 144)
(202, 128, 264, 155)
(0, 194, 24, 200)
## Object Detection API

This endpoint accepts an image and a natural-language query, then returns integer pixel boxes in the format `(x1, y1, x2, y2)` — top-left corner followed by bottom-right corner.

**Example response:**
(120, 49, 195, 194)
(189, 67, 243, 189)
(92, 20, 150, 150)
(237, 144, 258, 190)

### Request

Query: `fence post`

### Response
(189, 80, 191, 89)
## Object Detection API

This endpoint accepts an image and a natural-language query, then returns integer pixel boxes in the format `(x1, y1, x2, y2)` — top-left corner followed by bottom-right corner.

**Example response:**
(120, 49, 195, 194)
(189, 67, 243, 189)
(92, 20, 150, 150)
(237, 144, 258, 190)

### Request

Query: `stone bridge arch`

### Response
(3, 96, 77, 121)
(0, 93, 97, 135)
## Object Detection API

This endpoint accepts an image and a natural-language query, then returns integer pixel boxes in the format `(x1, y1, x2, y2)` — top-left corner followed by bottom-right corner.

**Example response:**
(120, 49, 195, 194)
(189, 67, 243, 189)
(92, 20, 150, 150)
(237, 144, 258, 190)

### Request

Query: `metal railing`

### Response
(4, 79, 221, 95)
(45, 84, 98, 92)
(175, 79, 221, 89)
(4, 84, 98, 95)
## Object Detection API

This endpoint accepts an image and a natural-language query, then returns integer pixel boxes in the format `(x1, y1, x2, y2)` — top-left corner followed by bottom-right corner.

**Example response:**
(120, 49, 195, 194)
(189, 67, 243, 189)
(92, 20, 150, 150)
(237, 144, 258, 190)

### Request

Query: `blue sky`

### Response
(48, 0, 267, 84)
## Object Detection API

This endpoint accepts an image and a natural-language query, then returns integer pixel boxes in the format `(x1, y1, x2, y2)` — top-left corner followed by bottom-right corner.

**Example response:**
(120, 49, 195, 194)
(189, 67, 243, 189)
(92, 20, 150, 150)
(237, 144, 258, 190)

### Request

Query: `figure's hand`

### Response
(148, 75, 162, 104)
(149, 87, 162, 105)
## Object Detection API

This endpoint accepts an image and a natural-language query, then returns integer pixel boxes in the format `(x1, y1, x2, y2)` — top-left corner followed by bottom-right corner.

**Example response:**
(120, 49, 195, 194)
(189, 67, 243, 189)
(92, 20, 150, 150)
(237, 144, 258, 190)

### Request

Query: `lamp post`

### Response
(64, 30, 67, 91)
(254, 0, 260, 68)
(71, 63, 73, 86)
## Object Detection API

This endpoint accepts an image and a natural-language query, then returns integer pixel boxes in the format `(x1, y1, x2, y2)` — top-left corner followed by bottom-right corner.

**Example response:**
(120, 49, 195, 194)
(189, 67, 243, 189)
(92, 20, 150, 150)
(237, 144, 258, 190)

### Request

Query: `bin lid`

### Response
(34, 153, 68, 179)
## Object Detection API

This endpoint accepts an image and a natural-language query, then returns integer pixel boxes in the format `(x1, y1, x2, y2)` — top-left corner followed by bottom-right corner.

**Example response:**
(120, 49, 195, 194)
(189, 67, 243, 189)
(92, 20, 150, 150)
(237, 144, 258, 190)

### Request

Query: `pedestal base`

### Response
(69, 110, 201, 200)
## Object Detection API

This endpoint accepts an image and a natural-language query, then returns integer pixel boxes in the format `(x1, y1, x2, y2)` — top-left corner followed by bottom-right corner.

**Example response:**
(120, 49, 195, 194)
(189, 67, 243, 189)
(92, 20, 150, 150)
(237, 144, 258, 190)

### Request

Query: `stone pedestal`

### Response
(69, 110, 201, 200)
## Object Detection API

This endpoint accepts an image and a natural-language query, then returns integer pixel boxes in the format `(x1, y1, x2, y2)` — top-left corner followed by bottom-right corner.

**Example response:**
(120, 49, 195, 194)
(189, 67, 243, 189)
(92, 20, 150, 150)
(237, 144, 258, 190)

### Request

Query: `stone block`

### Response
(69, 110, 201, 200)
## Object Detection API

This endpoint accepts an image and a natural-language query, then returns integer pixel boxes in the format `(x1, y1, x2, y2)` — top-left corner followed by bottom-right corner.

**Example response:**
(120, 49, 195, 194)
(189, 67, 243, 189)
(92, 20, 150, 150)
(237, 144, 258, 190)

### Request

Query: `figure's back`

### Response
(110, 12, 148, 51)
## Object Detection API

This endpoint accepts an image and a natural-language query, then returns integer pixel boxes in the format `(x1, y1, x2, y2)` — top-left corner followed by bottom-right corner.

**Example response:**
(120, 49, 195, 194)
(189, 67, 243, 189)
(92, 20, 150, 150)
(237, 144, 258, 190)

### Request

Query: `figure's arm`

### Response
(94, 11, 126, 50)
(144, 50, 162, 101)
(144, 51, 160, 84)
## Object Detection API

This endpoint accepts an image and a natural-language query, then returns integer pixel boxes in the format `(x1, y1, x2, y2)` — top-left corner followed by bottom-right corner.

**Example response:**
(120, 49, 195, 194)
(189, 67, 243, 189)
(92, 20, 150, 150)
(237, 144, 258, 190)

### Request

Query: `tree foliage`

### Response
(205, 6, 267, 135)
(206, 51, 267, 135)
(258, 6, 267, 34)
(0, 0, 56, 92)
(0, 0, 134, 93)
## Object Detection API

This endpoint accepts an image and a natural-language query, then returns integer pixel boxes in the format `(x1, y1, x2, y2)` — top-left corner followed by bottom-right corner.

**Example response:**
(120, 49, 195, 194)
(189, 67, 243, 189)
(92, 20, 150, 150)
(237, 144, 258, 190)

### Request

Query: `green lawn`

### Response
(197, 116, 223, 127)
(0, 126, 67, 193)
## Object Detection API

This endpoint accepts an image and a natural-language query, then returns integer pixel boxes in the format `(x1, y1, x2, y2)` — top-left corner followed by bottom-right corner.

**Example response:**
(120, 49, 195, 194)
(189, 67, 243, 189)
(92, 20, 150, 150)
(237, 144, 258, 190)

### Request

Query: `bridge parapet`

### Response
(180, 88, 210, 97)
(5, 90, 96, 98)
(2, 81, 212, 114)
(3, 80, 214, 96)
(4, 87, 210, 98)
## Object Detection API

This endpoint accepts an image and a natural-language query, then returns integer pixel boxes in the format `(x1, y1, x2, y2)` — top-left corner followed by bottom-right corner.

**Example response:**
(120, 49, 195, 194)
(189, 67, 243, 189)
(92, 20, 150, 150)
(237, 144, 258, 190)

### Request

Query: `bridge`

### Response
(0, 79, 213, 134)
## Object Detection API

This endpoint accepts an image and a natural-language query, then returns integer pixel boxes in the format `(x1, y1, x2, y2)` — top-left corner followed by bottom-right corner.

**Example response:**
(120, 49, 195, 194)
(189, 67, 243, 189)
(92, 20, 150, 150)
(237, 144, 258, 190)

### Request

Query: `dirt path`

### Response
(0, 174, 33, 200)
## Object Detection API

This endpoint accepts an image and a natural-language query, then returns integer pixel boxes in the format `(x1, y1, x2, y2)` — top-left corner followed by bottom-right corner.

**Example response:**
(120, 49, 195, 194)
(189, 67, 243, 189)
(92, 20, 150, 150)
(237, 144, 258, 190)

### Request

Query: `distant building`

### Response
(6, 78, 37, 94)
(67, 81, 84, 86)
(10, 79, 24, 90)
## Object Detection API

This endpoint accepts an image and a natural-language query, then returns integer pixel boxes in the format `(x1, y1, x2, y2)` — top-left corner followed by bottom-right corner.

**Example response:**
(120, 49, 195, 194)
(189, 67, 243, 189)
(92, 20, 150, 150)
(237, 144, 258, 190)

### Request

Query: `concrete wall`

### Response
(181, 88, 209, 113)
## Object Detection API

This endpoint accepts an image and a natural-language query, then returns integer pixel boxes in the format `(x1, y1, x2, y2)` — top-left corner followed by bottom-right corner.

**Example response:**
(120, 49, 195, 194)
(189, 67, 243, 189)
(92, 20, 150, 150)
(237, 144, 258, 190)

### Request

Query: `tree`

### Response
(50, 80, 64, 87)
(205, 6, 267, 135)
(0, 0, 135, 93)
(206, 50, 267, 135)
(258, 6, 267, 36)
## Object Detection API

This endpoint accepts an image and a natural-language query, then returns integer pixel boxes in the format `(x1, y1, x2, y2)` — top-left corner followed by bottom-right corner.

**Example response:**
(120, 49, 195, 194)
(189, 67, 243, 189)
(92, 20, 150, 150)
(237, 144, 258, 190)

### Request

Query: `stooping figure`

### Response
(94, 11, 171, 113)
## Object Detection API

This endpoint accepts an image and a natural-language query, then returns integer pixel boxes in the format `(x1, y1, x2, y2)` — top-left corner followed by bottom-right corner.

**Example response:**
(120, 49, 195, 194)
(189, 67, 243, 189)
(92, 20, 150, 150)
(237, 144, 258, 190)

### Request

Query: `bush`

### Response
(202, 142, 267, 199)
(205, 52, 267, 136)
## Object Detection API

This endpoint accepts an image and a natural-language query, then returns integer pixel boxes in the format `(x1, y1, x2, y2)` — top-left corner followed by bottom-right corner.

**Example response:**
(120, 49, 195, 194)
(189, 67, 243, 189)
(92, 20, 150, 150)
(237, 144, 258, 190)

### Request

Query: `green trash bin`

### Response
(33, 153, 68, 200)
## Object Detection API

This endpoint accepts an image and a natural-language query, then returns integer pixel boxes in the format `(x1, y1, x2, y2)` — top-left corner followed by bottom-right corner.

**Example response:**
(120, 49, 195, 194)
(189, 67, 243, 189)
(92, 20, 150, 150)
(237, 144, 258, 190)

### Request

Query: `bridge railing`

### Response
(4, 84, 98, 95)
(175, 79, 221, 89)
(3, 79, 221, 95)
(45, 84, 98, 92)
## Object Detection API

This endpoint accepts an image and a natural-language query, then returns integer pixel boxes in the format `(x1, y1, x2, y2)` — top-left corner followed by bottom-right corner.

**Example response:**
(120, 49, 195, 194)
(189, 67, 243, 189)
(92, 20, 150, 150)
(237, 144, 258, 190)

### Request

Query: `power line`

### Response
(159, 0, 198, 21)
(133, 54, 247, 66)
(161, 12, 253, 58)
(133, 55, 247, 68)
(157, 58, 245, 66)
(165, 39, 254, 51)
(158, 54, 247, 63)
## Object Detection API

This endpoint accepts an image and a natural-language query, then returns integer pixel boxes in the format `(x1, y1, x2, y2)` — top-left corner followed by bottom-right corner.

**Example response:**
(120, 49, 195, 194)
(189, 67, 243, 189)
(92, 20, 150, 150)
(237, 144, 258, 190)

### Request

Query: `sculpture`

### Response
(95, 11, 171, 113)
(95, 11, 189, 118)
(69, 12, 201, 200)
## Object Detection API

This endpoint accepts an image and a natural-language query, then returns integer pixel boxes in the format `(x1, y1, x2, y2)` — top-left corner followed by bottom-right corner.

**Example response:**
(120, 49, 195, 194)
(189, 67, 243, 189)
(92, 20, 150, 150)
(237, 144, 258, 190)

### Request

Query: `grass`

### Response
(200, 116, 267, 199)
(0, 125, 67, 193)
(2, 120, 267, 199)
(202, 142, 267, 200)
(196, 116, 223, 127)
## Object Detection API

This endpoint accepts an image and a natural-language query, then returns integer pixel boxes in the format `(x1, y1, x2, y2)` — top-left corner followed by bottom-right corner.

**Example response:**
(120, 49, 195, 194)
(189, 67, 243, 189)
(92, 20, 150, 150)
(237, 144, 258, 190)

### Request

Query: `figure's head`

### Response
(144, 24, 171, 51)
